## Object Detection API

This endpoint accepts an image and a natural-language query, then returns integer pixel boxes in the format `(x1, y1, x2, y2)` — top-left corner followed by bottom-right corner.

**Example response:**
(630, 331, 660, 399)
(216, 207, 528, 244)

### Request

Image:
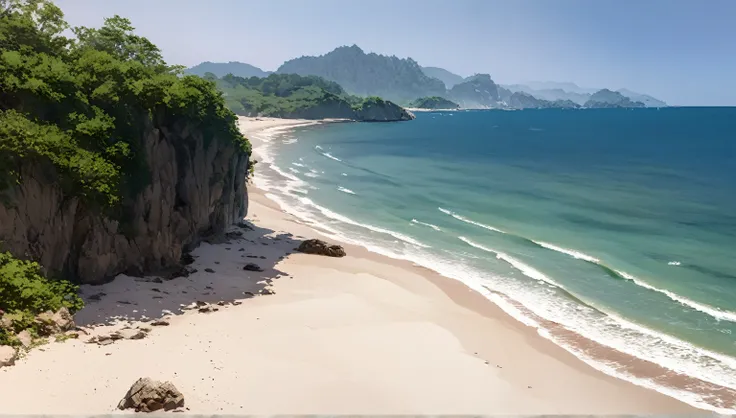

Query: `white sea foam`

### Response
(341, 173, 348, 176)
(337, 186, 356, 195)
(304, 172, 319, 178)
(322, 152, 342, 162)
(297, 197, 429, 248)
(411, 219, 442, 231)
(253, 124, 736, 412)
(531, 235, 736, 324)
(292, 162, 306, 168)
(534, 241, 601, 263)
(282, 138, 298, 144)
(266, 183, 736, 411)
(288, 167, 300, 174)
(459, 237, 565, 289)
(668, 261, 682, 266)
(438, 207, 506, 233)
(536, 240, 736, 323)
(615, 270, 736, 323)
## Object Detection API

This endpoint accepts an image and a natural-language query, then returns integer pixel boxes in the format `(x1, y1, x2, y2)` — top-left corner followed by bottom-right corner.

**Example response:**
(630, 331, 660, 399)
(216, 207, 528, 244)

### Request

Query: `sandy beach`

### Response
(0, 117, 698, 414)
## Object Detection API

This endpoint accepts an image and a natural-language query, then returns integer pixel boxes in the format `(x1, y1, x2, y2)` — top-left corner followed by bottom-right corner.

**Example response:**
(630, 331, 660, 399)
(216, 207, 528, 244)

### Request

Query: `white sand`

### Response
(0, 117, 696, 414)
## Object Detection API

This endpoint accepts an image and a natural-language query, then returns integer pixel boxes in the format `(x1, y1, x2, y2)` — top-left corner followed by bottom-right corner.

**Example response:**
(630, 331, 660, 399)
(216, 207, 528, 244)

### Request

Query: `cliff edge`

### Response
(0, 1, 250, 284)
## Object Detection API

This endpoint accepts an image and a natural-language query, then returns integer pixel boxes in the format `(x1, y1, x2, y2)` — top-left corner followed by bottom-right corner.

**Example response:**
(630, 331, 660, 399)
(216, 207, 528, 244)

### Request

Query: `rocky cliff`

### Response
(0, 114, 248, 285)
(353, 97, 415, 121)
(408, 96, 460, 109)
(449, 74, 501, 108)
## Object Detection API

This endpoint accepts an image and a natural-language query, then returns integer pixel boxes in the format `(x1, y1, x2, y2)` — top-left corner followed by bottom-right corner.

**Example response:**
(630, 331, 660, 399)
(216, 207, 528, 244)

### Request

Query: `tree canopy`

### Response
(0, 0, 249, 207)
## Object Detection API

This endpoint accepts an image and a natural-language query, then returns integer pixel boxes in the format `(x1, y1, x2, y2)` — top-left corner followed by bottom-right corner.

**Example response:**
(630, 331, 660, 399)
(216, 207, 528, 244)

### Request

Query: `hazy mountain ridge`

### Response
(186, 61, 272, 78)
(508, 92, 580, 109)
(448, 74, 501, 108)
(187, 47, 668, 109)
(420, 66, 465, 88)
(503, 83, 666, 107)
(275, 45, 446, 104)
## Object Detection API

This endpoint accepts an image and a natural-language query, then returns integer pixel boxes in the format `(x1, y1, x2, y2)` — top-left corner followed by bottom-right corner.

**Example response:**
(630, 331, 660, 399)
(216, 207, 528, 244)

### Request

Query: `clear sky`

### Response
(55, 0, 736, 106)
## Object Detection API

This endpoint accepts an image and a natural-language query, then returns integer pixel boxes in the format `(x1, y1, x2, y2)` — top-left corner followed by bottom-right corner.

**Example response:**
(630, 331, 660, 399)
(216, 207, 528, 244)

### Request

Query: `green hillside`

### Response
(212, 73, 414, 121)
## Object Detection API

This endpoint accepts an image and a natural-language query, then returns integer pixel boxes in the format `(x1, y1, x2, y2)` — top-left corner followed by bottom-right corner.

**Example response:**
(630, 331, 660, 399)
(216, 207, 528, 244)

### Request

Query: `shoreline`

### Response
(237, 116, 736, 413)
(236, 117, 711, 412)
(0, 116, 713, 413)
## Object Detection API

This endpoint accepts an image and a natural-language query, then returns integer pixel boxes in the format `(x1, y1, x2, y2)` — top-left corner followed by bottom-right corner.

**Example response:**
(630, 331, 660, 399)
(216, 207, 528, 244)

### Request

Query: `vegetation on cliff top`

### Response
(0, 0, 249, 338)
(0, 0, 250, 208)
(212, 72, 413, 121)
(408, 96, 460, 109)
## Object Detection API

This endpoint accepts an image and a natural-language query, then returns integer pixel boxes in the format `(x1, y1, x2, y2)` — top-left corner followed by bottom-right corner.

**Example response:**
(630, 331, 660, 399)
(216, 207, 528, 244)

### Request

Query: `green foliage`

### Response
(0, 252, 83, 315)
(408, 96, 459, 109)
(0, 0, 252, 334)
(212, 73, 409, 122)
(0, 251, 83, 346)
(215, 73, 355, 119)
(0, 0, 250, 207)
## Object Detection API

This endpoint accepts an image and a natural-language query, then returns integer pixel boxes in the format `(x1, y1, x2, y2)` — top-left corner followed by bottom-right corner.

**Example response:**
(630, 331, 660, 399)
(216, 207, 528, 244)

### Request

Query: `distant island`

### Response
(189, 45, 668, 111)
(508, 92, 580, 109)
(408, 96, 460, 109)
(584, 89, 646, 108)
(209, 72, 414, 121)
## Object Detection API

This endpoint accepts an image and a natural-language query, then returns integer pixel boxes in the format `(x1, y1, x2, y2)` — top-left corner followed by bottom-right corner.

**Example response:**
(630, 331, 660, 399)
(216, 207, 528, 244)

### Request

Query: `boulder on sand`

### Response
(0, 345, 17, 368)
(118, 377, 185, 412)
(297, 239, 346, 257)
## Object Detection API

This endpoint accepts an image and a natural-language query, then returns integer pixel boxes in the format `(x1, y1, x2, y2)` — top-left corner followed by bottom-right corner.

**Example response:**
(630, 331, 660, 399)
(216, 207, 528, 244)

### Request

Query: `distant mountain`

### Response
(503, 84, 590, 105)
(408, 96, 460, 109)
(584, 89, 645, 108)
(508, 92, 580, 109)
(186, 61, 271, 78)
(420, 66, 465, 88)
(497, 85, 513, 104)
(276, 45, 446, 104)
(617, 89, 667, 107)
(449, 74, 500, 108)
(525, 81, 599, 95)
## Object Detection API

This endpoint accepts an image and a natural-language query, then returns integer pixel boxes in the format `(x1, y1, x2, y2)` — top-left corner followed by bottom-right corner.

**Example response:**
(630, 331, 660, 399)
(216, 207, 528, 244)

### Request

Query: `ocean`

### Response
(251, 107, 736, 412)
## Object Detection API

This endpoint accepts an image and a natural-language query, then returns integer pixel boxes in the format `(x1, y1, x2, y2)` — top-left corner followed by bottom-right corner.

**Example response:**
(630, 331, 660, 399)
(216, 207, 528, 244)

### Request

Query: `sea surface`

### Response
(252, 107, 736, 412)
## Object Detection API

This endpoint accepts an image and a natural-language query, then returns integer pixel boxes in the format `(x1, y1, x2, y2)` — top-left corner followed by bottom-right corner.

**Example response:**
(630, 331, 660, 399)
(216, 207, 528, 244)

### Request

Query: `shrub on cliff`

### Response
(0, 0, 252, 329)
(0, 251, 83, 346)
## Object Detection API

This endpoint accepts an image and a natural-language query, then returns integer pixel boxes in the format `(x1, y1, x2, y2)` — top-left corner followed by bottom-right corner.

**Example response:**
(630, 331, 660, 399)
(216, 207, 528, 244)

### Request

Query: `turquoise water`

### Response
(252, 108, 736, 411)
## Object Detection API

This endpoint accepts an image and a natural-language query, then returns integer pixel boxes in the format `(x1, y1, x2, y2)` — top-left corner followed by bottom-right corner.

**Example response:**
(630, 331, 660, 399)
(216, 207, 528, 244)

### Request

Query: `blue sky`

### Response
(55, 0, 736, 106)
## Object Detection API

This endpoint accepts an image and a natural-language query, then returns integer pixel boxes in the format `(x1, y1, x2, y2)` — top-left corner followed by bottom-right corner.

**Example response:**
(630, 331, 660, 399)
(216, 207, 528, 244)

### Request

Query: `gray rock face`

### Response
(297, 239, 346, 257)
(0, 116, 249, 284)
(118, 377, 185, 412)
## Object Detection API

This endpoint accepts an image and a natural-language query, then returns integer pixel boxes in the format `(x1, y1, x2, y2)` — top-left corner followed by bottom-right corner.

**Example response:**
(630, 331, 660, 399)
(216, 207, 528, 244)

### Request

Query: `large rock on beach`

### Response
(118, 377, 185, 412)
(0, 345, 17, 368)
(35, 307, 75, 336)
(297, 239, 346, 257)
